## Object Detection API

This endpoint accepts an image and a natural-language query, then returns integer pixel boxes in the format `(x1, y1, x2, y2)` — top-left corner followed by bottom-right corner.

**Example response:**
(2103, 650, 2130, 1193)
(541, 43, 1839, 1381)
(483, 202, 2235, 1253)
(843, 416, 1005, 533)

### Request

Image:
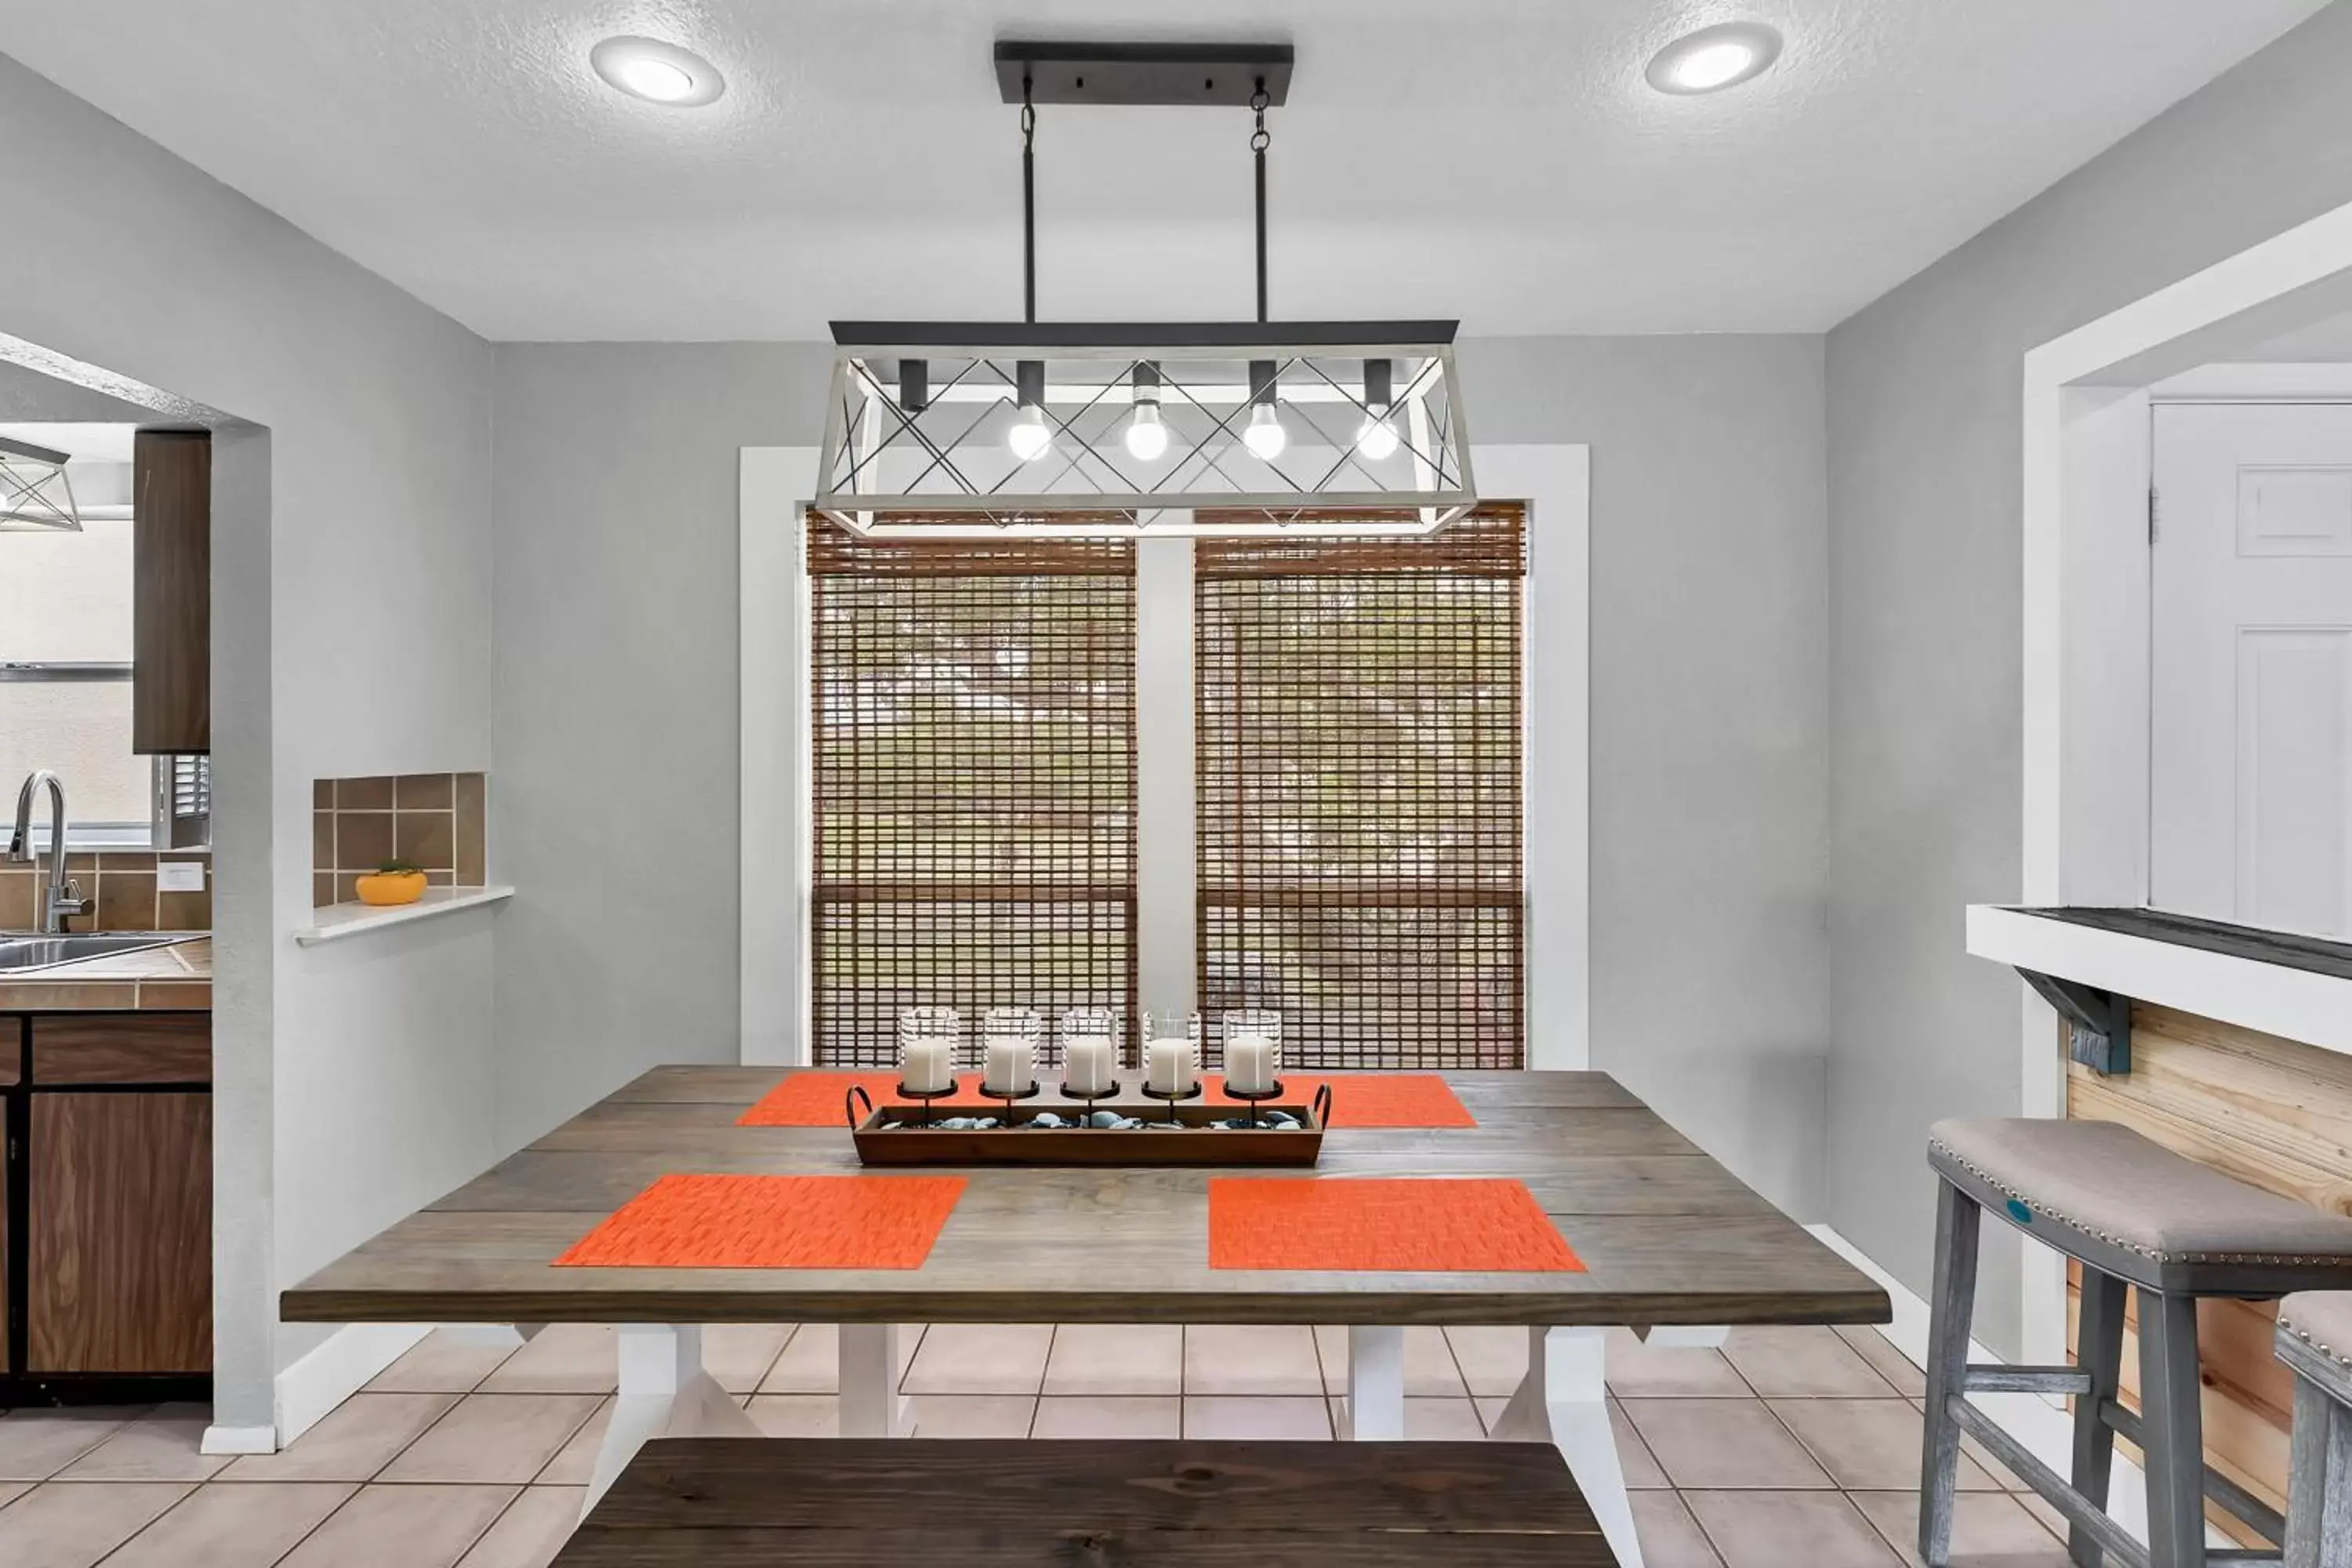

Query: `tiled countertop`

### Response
(0, 935, 212, 1011)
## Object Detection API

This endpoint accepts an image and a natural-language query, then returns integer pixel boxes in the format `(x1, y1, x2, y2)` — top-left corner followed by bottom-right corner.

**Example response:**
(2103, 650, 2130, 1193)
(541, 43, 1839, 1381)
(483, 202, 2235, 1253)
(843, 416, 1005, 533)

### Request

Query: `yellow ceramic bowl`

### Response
(354, 870, 428, 907)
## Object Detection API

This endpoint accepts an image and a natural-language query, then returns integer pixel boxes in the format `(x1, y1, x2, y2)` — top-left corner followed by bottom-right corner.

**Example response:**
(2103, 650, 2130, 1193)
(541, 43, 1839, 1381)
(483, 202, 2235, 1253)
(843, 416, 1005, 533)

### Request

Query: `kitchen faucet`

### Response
(6, 770, 89, 934)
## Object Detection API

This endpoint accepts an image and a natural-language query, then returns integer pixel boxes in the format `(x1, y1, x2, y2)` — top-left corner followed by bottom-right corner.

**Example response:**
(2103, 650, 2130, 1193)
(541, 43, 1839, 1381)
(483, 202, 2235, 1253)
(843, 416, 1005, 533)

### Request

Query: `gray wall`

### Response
(490, 335, 1834, 1217)
(1825, 1, 2352, 1353)
(0, 51, 498, 1427)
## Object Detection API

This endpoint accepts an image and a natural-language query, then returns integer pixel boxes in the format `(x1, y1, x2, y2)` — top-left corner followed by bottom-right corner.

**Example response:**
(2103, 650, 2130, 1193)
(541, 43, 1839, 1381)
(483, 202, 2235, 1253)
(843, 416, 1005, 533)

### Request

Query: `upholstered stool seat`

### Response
(1920, 1117, 2352, 1568)
(1930, 1118, 2352, 1293)
(2275, 1292, 2352, 1566)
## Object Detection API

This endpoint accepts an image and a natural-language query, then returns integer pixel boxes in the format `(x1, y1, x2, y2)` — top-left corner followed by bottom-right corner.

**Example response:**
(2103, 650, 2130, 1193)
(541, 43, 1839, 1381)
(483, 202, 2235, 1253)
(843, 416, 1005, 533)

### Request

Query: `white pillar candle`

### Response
(901, 1036, 956, 1094)
(1064, 1036, 1116, 1096)
(1225, 1032, 1277, 1095)
(983, 1036, 1035, 1096)
(1147, 1037, 1198, 1096)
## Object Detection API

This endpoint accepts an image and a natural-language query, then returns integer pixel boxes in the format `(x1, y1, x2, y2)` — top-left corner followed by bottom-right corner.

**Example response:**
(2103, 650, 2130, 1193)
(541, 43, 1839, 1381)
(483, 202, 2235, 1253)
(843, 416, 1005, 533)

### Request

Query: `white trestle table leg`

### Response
(1346, 1325, 1406, 1440)
(839, 1323, 911, 1438)
(1489, 1326, 1644, 1568)
(582, 1325, 759, 1519)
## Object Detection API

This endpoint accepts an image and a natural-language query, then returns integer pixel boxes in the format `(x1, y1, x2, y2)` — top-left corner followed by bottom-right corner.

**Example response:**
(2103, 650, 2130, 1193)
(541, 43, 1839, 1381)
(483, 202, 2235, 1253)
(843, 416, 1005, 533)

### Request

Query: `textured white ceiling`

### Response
(0, 1, 2328, 339)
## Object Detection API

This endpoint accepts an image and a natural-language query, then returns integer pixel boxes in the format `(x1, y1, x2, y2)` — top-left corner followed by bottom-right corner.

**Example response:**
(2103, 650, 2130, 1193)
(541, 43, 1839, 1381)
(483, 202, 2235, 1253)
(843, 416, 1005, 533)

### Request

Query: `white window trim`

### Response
(738, 444, 1589, 1070)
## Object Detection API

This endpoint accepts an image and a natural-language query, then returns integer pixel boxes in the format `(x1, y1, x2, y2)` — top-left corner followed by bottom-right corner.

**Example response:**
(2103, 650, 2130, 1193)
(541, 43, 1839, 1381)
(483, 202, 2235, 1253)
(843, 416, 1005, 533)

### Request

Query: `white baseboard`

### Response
(1808, 1225, 2151, 1546)
(247, 1322, 434, 1452)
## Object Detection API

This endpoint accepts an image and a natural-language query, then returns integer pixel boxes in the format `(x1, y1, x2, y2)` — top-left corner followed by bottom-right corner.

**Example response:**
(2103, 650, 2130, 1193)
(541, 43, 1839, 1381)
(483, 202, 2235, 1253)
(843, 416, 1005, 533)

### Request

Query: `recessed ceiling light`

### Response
(1646, 22, 1784, 96)
(590, 36, 725, 107)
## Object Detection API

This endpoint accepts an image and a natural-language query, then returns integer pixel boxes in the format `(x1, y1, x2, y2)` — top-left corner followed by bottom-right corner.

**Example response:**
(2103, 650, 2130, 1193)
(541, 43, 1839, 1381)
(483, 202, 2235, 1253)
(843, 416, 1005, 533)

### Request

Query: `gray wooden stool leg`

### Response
(1920, 1178, 1982, 1568)
(2139, 1290, 2209, 1568)
(2069, 1267, 2129, 1568)
(2287, 1375, 2352, 1568)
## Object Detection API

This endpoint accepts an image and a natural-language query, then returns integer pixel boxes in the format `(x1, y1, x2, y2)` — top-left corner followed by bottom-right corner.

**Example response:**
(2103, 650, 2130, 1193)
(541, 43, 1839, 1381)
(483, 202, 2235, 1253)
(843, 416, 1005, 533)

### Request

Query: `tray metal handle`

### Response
(1312, 1081, 1334, 1128)
(845, 1083, 875, 1129)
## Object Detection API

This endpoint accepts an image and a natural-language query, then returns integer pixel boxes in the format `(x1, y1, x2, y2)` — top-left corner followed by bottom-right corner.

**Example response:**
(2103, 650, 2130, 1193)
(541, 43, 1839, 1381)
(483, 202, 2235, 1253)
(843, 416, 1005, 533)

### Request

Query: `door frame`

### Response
(738, 445, 1592, 1073)
(2019, 198, 2352, 1365)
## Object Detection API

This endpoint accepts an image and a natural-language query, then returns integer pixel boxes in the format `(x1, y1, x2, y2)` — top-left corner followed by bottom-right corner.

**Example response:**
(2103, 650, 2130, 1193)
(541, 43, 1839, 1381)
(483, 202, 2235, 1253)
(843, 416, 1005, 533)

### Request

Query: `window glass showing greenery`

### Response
(1195, 507, 1525, 1069)
(807, 518, 1138, 1066)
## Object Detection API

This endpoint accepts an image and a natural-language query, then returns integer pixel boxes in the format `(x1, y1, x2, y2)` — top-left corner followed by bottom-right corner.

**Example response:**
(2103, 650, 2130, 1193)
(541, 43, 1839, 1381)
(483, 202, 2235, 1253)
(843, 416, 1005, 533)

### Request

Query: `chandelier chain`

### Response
(1251, 78, 1269, 321)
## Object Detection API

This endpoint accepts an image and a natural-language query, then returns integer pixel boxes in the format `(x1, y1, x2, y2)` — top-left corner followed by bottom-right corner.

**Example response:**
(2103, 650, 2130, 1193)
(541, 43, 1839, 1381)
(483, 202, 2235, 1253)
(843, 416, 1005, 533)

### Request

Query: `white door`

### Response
(2151, 403, 2352, 938)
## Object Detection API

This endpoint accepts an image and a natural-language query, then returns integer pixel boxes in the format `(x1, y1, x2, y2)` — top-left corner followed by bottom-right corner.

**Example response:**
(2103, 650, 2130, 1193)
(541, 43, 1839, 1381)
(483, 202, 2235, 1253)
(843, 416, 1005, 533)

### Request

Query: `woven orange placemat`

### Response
(1208, 1178, 1582, 1272)
(738, 1072, 999, 1127)
(1202, 1073, 1477, 1129)
(553, 1174, 966, 1269)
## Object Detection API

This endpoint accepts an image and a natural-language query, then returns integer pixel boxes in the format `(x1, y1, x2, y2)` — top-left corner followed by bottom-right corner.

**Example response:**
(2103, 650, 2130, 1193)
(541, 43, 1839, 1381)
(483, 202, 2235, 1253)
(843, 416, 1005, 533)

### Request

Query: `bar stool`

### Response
(1921, 1118, 2352, 1568)
(2276, 1293, 2352, 1567)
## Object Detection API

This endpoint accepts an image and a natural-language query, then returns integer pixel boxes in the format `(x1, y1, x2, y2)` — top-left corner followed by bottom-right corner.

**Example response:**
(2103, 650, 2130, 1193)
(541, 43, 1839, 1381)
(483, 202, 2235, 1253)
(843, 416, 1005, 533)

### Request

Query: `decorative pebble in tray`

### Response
(878, 1112, 1301, 1132)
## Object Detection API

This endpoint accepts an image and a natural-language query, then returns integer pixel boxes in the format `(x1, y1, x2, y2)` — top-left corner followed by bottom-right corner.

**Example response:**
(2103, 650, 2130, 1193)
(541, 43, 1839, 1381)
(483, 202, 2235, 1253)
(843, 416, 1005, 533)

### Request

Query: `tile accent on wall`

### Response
(0, 851, 213, 934)
(312, 773, 488, 907)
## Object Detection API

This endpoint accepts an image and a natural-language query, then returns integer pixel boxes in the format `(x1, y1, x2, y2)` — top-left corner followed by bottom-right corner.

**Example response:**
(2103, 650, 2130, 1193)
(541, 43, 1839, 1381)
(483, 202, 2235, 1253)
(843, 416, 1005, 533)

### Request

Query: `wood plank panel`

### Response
(2063, 1003, 2352, 1533)
(27, 1092, 212, 1371)
(31, 1012, 211, 1084)
(132, 430, 210, 755)
(1, 1014, 20, 1084)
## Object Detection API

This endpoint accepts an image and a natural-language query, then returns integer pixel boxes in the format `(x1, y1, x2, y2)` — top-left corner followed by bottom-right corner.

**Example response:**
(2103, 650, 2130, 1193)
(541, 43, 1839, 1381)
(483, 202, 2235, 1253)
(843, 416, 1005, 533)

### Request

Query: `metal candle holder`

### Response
(1138, 1080, 1204, 1125)
(1217, 1078, 1287, 1127)
(1058, 1077, 1123, 1120)
(885, 1081, 960, 1128)
(987, 1078, 1041, 1127)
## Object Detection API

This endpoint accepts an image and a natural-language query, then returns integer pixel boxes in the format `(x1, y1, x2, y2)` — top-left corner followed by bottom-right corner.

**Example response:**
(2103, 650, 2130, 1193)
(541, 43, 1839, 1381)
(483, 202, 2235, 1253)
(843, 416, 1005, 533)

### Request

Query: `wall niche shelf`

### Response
(293, 885, 514, 947)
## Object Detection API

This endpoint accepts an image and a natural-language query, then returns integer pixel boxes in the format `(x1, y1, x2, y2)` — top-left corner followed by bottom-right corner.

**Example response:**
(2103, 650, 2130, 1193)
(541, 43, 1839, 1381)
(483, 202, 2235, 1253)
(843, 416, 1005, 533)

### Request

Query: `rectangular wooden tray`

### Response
(849, 1093, 1326, 1167)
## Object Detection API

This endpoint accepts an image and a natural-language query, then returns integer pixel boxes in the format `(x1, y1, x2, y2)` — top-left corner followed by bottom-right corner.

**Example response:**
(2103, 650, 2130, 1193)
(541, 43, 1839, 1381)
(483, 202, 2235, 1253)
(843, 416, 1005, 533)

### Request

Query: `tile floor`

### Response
(0, 1321, 2073, 1567)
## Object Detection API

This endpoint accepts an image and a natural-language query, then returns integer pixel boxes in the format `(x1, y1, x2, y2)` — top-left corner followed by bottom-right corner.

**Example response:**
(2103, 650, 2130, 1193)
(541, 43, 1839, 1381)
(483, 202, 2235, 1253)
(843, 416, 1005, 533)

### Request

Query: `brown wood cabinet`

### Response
(132, 430, 211, 755)
(2, 1011, 212, 1396)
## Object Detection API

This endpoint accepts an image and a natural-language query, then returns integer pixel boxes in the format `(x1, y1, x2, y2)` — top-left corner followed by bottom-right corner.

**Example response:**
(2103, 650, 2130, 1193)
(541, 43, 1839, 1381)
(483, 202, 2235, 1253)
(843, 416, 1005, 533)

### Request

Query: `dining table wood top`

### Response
(281, 1068, 1889, 1329)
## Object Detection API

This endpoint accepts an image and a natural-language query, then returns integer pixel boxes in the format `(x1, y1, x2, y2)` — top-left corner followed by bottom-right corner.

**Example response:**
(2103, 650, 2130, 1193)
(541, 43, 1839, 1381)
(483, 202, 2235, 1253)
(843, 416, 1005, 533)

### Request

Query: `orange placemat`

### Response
(1208, 1178, 1582, 1272)
(739, 1072, 1000, 1127)
(553, 1174, 966, 1269)
(1203, 1073, 1476, 1129)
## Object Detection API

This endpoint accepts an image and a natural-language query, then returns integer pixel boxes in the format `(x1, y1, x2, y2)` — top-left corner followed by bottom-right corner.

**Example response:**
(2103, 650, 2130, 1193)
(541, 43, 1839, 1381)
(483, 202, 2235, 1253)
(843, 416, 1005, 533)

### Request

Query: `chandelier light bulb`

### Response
(1007, 404, 1053, 463)
(1356, 413, 1400, 461)
(1124, 401, 1171, 462)
(1243, 402, 1289, 462)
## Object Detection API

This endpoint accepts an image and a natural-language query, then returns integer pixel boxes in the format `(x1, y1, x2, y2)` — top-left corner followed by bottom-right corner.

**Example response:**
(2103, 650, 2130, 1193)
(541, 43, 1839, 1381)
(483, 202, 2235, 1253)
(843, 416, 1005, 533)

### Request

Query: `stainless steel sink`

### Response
(0, 934, 196, 972)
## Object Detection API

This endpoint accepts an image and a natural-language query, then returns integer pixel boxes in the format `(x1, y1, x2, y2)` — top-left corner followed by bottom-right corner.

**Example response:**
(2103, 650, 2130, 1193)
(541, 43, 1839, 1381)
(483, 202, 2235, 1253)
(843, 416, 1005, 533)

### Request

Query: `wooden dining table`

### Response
(283, 1067, 1888, 1568)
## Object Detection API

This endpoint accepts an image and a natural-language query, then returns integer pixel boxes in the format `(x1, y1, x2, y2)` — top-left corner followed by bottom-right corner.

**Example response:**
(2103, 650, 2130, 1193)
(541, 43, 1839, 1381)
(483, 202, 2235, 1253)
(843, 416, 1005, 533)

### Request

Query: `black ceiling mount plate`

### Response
(993, 41, 1294, 107)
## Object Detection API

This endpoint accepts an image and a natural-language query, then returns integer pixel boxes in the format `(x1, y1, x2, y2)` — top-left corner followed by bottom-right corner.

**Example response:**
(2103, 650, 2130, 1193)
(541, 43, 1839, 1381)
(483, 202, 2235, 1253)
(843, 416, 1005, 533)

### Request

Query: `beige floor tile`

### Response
(1446, 1326, 1531, 1398)
(1033, 1396, 1183, 1439)
(744, 1395, 840, 1437)
(52, 1406, 224, 1482)
(1630, 1490, 1726, 1567)
(1183, 1325, 1324, 1396)
(1331, 1396, 1486, 1439)
(1181, 1396, 1334, 1440)
(278, 1483, 518, 1568)
(367, 1330, 517, 1394)
(1604, 1328, 1755, 1397)
(0, 1409, 146, 1482)
(902, 1323, 1054, 1396)
(1620, 1399, 1833, 1489)
(102, 1481, 354, 1568)
(1475, 1396, 1511, 1433)
(478, 1325, 618, 1395)
(1836, 1325, 1929, 1398)
(2014, 1490, 2069, 1540)
(532, 1398, 612, 1486)
(759, 1323, 924, 1394)
(1043, 1323, 1182, 1396)
(704, 1324, 796, 1393)
(1723, 1327, 1903, 1398)
(905, 1395, 1038, 1438)
(1613, 1399, 1671, 1488)
(0, 1480, 28, 1508)
(1684, 1490, 1906, 1567)
(1769, 1399, 1999, 1492)
(218, 1392, 460, 1483)
(1847, 1489, 2069, 1566)
(456, 1486, 586, 1568)
(0, 1480, 190, 1568)
(379, 1394, 601, 1486)
(1312, 1326, 1467, 1398)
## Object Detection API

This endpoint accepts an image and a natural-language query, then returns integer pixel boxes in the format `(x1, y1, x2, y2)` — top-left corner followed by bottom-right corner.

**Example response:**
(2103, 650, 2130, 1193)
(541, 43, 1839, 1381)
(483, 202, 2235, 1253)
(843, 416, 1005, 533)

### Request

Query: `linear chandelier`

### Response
(0, 436, 81, 534)
(814, 42, 1475, 539)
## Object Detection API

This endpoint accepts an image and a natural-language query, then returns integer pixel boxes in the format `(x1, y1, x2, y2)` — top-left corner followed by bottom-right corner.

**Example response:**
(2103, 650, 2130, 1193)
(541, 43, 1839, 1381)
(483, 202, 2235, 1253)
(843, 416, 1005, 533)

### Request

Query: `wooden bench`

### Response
(552, 1437, 1616, 1566)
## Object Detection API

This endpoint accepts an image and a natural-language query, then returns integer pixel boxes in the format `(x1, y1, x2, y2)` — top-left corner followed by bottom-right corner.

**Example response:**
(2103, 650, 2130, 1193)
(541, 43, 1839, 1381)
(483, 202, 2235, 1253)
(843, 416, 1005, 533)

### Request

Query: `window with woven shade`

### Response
(1195, 506, 1526, 1069)
(807, 515, 1138, 1066)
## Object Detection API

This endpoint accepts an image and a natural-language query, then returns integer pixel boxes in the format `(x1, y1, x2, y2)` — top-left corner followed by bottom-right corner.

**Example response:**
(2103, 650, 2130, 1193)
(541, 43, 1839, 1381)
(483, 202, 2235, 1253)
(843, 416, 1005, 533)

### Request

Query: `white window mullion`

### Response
(1134, 535, 1196, 1022)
